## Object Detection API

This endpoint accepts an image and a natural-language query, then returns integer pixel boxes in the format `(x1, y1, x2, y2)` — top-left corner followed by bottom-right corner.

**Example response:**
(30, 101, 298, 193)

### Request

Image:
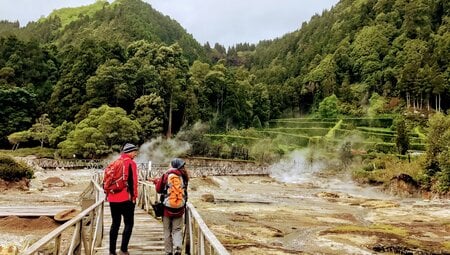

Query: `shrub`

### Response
(318, 94, 340, 119)
(0, 154, 34, 181)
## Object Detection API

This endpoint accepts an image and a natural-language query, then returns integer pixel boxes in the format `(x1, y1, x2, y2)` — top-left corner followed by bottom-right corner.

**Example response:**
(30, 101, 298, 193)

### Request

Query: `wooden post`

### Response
(54, 234, 61, 254)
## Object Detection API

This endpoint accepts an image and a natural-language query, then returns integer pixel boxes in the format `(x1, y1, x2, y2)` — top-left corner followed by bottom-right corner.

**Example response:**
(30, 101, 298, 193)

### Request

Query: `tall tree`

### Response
(395, 117, 409, 155)
(58, 105, 141, 158)
(132, 93, 164, 141)
(0, 87, 37, 145)
(29, 114, 54, 148)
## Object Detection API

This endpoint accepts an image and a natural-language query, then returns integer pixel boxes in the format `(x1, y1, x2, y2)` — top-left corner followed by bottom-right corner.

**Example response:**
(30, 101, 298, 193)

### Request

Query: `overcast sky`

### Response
(0, 0, 339, 47)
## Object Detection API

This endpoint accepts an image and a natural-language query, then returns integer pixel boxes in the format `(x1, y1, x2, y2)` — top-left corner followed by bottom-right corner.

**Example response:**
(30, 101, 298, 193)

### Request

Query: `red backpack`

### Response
(103, 158, 128, 194)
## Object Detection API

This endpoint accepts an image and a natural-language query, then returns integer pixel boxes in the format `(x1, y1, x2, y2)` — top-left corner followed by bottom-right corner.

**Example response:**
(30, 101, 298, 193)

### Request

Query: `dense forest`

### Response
(0, 0, 448, 157)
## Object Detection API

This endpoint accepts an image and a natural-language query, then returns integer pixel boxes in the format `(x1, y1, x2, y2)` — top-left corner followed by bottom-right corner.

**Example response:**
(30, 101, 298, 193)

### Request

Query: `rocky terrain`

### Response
(189, 174, 450, 254)
(0, 163, 449, 254)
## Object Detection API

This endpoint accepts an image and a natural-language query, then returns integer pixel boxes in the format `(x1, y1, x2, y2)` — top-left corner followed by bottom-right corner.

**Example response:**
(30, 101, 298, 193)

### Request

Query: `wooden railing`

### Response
(23, 173, 230, 254)
(138, 181, 230, 255)
(22, 179, 105, 255)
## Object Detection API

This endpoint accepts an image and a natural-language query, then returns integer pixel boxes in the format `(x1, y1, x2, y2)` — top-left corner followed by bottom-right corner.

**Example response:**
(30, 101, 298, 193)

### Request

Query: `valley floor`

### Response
(0, 168, 449, 254)
(189, 174, 450, 254)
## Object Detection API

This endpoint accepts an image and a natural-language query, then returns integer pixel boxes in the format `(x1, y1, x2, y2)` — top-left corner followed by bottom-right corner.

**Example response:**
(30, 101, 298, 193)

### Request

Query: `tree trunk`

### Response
(439, 94, 441, 112)
(166, 93, 173, 139)
(420, 93, 423, 110)
(435, 94, 438, 111)
(406, 93, 410, 108)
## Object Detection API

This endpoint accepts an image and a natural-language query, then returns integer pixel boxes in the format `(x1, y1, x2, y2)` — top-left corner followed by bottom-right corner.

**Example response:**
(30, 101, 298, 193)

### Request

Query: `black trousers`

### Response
(109, 201, 135, 254)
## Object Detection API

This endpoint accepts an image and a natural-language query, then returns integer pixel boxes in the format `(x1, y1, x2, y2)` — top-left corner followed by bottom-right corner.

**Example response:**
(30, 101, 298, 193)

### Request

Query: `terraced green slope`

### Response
(208, 117, 427, 160)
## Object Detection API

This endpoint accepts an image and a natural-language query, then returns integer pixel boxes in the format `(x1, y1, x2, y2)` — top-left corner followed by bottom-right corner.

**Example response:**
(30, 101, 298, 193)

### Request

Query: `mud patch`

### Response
(0, 216, 60, 233)
(321, 223, 450, 254)
(0, 179, 29, 192)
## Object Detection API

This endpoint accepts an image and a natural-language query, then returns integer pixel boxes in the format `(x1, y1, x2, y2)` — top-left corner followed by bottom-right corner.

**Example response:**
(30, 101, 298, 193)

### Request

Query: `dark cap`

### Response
(122, 143, 138, 153)
(171, 158, 185, 169)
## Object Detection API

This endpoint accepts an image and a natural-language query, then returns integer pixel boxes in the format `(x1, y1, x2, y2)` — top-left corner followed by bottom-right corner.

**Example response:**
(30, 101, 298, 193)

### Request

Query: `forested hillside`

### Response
(0, 0, 448, 160)
(228, 0, 450, 117)
(1, 0, 206, 63)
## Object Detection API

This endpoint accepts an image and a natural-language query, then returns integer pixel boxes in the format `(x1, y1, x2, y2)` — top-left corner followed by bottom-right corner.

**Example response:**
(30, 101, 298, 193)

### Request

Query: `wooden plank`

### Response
(0, 205, 76, 217)
(96, 206, 165, 255)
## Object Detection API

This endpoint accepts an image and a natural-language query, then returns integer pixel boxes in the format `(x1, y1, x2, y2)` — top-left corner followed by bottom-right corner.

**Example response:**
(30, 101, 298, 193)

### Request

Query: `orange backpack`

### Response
(103, 158, 128, 194)
(162, 171, 187, 209)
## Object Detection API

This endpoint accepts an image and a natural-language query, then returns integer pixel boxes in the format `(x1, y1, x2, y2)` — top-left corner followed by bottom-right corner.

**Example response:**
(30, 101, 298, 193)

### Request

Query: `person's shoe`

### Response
(174, 252, 181, 255)
(119, 251, 130, 255)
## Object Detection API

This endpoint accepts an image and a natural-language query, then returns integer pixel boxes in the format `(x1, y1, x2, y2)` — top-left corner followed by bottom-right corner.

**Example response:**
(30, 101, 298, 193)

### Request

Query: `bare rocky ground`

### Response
(0, 168, 93, 252)
(0, 167, 449, 255)
(188, 173, 450, 255)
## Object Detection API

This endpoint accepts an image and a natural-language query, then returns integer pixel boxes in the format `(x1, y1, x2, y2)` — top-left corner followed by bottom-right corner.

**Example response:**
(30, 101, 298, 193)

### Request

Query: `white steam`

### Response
(135, 136, 191, 164)
(269, 149, 327, 183)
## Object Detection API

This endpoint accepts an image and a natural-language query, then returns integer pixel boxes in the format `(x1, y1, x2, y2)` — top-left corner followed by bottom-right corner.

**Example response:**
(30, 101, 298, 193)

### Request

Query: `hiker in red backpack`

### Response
(107, 143, 139, 255)
(150, 158, 189, 255)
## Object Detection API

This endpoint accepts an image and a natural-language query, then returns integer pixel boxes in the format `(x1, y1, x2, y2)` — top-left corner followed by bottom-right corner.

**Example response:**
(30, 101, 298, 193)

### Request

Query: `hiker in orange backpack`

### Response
(150, 158, 189, 255)
(106, 143, 139, 255)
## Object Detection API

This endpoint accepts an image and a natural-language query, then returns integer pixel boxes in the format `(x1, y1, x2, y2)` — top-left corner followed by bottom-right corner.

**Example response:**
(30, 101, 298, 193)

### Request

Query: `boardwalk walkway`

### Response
(20, 179, 229, 255)
(94, 204, 165, 255)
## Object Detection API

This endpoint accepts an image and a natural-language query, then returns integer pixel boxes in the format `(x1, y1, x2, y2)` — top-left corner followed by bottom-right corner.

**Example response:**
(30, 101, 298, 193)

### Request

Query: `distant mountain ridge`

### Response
(2, 0, 206, 62)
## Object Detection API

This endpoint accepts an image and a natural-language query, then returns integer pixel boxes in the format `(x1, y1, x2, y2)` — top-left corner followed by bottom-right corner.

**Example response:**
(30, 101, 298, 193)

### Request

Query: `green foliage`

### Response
(435, 138, 450, 193)
(0, 154, 34, 181)
(245, 0, 449, 118)
(252, 83, 271, 125)
(395, 117, 410, 155)
(7, 131, 31, 150)
(176, 122, 211, 156)
(0, 86, 37, 144)
(353, 155, 425, 186)
(325, 119, 343, 139)
(29, 114, 54, 148)
(49, 39, 120, 124)
(425, 113, 450, 175)
(339, 141, 353, 168)
(250, 139, 281, 164)
(318, 94, 340, 119)
(33, 0, 206, 62)
(0, 0, 448, 179)
(132, 93, 164, 141)
(58, 105, 141, 158)
(251, 115, 262, 129)
(0, 147, 56, 158)
(368, 93, 387, 117)
(48, 121, 75, 147)
(344, 117, 394, 128)
(44, 0, 108, 28)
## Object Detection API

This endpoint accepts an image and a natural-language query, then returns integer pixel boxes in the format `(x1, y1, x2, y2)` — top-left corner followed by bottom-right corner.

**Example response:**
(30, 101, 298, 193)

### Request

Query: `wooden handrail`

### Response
(23, 180, 105, 255)
(23, 174, 229, 254)
(138, 181, 230, 255)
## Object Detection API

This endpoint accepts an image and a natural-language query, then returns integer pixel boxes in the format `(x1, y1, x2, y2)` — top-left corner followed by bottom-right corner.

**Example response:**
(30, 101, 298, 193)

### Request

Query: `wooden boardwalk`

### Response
(94, 204, 165, 255)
